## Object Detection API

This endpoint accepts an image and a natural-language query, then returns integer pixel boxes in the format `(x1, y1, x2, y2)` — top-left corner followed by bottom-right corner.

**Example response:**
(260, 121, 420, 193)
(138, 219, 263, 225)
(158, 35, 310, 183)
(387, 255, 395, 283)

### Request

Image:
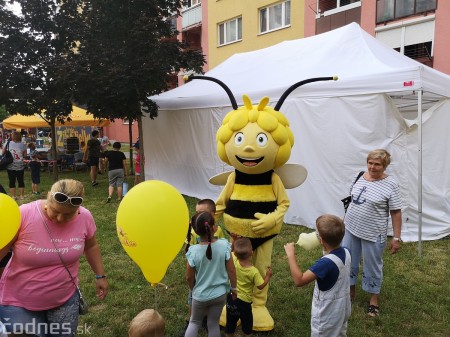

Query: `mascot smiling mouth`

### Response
(236, 156, 264, 167)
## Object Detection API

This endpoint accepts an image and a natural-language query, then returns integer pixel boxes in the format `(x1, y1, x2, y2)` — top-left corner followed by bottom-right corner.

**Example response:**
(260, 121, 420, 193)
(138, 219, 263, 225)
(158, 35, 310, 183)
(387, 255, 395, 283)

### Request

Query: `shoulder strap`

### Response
(349, 171, 365, 192)
(355, 171, 364, 183)
(36, 202, 83, 297)
(323, 252, 343, 268)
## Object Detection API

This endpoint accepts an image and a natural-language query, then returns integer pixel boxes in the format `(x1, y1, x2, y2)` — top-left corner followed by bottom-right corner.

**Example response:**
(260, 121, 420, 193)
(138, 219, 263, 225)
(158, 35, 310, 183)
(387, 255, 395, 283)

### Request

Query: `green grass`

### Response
(1, 169, 449, 337)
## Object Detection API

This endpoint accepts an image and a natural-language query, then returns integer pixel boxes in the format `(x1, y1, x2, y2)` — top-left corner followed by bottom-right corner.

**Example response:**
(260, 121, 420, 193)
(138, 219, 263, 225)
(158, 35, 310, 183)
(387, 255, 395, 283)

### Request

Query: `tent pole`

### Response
(418, 90, 423, 256)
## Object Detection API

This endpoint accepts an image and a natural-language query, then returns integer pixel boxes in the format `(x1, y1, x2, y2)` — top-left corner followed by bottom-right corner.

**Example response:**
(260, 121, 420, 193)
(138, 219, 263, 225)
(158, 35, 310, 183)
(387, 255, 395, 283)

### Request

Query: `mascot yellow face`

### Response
(216, 95, 294, 174)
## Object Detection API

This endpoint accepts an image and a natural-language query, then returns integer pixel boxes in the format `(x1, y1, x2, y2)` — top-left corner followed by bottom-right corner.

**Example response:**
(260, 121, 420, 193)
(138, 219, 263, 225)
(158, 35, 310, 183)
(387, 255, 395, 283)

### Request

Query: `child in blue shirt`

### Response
(184, 211, 237, 337)
(284, 214, 351, 337)
(179, 199, 226, 336)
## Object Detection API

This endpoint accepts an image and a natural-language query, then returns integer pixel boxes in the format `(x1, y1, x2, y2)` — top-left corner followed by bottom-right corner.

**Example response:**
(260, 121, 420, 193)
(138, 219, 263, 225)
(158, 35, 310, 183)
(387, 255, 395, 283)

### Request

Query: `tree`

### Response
(0, 105, 8, 122)
(69, 0, 205, 177)
(0, 0, 86, 180)
(1, 1, 205, 180)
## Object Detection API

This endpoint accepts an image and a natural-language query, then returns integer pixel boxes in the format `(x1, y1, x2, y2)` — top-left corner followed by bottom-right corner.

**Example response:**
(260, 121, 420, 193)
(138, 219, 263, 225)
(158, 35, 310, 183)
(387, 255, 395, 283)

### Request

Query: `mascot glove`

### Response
(251, 212, 276, 235)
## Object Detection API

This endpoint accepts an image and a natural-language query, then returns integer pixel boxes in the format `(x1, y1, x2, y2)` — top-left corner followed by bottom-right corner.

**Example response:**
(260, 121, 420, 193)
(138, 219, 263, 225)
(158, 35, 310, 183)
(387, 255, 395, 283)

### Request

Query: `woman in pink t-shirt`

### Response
(0, 179, 108, 336)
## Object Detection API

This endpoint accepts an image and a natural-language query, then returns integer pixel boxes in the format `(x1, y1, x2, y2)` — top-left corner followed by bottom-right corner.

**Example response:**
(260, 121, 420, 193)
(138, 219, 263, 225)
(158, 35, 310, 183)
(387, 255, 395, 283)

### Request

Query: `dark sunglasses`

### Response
(52, 192, 83, 207)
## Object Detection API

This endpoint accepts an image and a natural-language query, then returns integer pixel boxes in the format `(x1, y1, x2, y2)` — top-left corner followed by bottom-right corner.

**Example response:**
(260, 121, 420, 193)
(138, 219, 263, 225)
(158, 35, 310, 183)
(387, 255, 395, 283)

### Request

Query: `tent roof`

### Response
(2, 105, 110, 129)
(151, 23, 450, 110)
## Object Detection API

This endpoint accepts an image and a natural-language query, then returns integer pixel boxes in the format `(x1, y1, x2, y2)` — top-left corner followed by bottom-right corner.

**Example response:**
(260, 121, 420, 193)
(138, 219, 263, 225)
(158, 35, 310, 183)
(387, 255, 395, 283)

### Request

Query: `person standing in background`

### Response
(104, 142, 127, 203)
(2, 131, 26, 200)
(99, 135, 110, 174)
(83, 130, 101, 187)
(28, 143, 43, 195)
(133, 140, 143, 186)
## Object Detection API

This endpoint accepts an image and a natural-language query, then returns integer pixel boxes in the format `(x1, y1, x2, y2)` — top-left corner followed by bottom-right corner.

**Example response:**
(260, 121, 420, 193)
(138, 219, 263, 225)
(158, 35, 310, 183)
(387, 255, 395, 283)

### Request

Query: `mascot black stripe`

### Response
(225, 170, 277, 220)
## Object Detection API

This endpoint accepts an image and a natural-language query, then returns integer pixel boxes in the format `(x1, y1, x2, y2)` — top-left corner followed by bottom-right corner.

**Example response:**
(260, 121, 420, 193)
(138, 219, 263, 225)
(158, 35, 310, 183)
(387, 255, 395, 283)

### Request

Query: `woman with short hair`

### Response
(343, 149, 402, 317)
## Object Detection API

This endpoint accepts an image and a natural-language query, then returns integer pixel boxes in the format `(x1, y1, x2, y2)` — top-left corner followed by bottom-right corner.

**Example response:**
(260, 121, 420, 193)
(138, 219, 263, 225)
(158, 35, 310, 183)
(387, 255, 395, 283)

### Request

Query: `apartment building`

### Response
(206, 0, 306, 68)
(177, 1, 307, 71)
(177, 1, 449, 76)
(304, 0, 450, 75)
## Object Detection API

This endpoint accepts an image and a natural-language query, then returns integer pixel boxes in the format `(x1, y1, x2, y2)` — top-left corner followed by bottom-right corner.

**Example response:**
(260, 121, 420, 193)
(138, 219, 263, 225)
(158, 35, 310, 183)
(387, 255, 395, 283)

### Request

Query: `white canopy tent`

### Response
(145, 23, 450, 243)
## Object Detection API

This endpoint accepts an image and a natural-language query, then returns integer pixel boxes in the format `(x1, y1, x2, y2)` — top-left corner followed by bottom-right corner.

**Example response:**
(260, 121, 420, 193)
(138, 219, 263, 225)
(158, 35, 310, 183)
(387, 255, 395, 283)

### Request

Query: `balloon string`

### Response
(151, 282, 169, 310)
(151, 282, 169, 290)
(157, 282, 169, 290)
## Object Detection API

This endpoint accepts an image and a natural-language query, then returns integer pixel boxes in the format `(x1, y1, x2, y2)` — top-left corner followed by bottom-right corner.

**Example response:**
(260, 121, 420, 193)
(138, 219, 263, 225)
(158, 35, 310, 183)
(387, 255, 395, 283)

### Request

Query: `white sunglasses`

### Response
(52, 192, 83, 207)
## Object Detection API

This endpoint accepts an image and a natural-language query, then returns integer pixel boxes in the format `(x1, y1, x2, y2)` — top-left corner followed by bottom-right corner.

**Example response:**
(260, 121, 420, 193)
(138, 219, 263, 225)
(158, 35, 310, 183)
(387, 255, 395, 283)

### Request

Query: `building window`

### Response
(218, 17, 242, 46)
(395, 41, 432, 63)
(319, 0, 360, 13)
(185, 0, 201, 8)
(376, 0, 436, 23)
(259, 1, 291, 34)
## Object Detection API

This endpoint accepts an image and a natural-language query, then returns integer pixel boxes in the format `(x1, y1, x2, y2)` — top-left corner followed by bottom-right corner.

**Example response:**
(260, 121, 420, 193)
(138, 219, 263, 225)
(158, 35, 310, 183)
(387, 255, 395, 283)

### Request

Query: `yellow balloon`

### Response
(116, 180, 189, 286)
(0, 194, 21, 249)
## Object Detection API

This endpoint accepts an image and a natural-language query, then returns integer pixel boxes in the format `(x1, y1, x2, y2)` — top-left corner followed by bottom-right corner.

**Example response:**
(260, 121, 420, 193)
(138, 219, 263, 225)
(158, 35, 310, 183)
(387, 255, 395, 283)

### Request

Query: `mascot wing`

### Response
(275, 164, 307, 189)
(209, 164, 307, 189)
(209, 171, 233, 186)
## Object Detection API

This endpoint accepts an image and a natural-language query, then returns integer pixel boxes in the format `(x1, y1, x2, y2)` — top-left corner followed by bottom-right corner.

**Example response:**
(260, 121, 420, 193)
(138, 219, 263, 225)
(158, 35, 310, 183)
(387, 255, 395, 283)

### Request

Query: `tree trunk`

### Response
(50, 120, 59, 181)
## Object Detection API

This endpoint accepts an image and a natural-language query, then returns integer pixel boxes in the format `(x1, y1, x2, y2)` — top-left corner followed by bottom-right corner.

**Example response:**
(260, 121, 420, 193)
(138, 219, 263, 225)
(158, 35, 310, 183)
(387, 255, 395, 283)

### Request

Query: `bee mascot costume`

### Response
(185, 75, 337, 331)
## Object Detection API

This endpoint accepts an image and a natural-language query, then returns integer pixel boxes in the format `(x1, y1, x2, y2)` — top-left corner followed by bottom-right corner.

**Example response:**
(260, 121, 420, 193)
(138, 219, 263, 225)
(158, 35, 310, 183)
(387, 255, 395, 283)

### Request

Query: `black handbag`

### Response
(0, 141, 13, 170)
(78, 291, 89, 315)
(341, 171, 365, 212)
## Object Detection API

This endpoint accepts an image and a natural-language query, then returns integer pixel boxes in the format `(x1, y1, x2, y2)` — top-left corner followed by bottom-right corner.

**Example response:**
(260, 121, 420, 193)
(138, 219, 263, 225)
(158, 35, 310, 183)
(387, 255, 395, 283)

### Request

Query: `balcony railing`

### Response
(182, 4, 202, 30)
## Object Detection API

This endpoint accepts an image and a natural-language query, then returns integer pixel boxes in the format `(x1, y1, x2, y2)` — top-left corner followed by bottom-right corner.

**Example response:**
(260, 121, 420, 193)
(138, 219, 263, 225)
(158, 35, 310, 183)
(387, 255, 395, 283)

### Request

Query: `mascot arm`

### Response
(215, 172, 236, 220)
(252, 173, 290, 235)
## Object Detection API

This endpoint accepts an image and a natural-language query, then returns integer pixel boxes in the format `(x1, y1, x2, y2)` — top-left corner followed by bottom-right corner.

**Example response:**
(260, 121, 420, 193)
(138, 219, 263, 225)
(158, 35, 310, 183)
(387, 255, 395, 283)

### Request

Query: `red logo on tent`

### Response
(403, 81, 414, 87)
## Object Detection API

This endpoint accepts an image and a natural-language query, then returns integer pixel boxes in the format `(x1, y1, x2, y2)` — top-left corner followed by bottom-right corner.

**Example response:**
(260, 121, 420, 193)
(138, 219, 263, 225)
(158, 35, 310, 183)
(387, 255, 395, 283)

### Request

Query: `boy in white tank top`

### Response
(284, 214, 351, 337)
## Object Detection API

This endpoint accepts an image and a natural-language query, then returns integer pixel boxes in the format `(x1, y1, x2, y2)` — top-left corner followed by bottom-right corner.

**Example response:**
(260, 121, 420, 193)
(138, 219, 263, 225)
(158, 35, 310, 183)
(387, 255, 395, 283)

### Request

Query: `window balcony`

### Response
(182, 4, 202, 30)
(317, 0, 361, 17)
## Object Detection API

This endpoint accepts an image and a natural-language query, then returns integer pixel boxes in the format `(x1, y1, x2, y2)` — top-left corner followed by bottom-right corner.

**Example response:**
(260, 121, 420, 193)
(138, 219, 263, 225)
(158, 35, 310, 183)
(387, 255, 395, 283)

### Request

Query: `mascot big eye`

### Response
(185, 75, 337, 331)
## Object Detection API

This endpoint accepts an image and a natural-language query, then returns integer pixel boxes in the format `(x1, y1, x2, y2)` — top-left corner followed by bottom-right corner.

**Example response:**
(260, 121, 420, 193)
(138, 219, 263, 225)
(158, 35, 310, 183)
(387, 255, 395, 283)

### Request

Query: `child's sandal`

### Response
(368, 304, 380, 317)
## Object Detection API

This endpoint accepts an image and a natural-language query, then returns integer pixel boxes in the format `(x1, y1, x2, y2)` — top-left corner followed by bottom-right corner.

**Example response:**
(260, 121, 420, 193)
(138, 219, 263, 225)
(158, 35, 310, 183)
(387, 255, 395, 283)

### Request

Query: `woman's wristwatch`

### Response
(393, 237, 402, 243)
